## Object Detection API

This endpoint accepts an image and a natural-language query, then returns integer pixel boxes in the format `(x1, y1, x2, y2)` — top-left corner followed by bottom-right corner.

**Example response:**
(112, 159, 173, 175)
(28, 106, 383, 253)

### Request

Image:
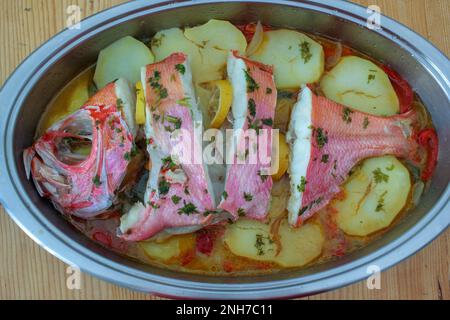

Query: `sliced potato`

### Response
(320, 56, 399, 116)
(151, 27, 225, 85)
(94, 36, 155, 89)
(224, 219, 277, 262)
(249, 30, 324, 88)
(184, 19, 247, 54)
(140, 233, 195, 262)
(334, 156, 411, 236)
(276, 221, 324, 267)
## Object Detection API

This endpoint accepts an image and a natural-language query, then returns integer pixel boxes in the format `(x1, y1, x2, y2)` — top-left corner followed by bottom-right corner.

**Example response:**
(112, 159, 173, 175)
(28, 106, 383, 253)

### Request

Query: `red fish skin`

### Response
(296, 92, 421, 225)
(218, 52, 277, 220)
(120, 53, 217, 241)
(24, 85, 134, 218)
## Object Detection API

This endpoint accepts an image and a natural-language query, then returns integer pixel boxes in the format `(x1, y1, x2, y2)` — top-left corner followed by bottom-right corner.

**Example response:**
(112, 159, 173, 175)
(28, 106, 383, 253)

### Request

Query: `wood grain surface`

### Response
(0, 0, 449, 300)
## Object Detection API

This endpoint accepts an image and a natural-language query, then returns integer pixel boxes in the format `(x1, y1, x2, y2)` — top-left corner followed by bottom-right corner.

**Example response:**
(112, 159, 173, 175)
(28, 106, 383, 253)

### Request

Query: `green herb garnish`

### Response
(297, 176, 307, 193)
(299, 41, 313, 64)
(373, 168, 389, 184)
(175, 63, 185, 75)
(248, 98, 256, 118)
(262, 118, 273, 127)
(158, 178, 170, 195)
(171, 195, 181, 205)
(375, 191, 388, 212)
(315, 127, 328, 149)
(363, 117, 370, 129)
(178, 202, 198, 215)
(244, 192, 253, 202)
(92, 175, 101, 187)
(244, 68, 259, 92)
(343, 107, 353, 124)
(321, 154, 329, 163)
(237, 208, 246, 217)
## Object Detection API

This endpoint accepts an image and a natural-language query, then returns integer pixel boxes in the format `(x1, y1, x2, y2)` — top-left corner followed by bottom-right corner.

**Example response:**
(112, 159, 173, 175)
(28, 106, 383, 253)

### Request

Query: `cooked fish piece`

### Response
(286, 86, 422, 226)
(23, 80, 135, 218)
(119, 53, 223, 241)
(217, 52, 277, 220)
(85, 78, 137, 136)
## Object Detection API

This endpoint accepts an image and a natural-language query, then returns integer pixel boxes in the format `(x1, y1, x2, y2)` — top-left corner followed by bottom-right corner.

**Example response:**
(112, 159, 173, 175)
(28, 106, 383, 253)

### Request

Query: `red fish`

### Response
(23, 80, 135, 218)
(217, 52, 277, 220)
(119, 53, 221, 241)
(287, 86, 424, 226)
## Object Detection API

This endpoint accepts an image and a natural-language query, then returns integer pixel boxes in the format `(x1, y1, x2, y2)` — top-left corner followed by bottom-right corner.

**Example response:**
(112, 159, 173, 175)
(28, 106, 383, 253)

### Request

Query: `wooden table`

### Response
(0, 0, 448, 300)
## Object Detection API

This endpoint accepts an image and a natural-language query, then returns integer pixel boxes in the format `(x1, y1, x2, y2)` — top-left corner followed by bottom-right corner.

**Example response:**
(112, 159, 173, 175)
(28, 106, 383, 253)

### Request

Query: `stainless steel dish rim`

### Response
(0, 0, 449, 299)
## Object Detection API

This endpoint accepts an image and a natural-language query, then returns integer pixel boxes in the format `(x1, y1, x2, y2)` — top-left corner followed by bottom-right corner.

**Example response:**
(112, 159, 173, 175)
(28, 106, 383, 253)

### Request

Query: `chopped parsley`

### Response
(297, 176, 307, 193)
(153, 114, 161, 122)
(262, 118, 273, 127)
(386, 164, 395, 171)
(165, 115, 182, 131)
(248, 98, 256, 117)
(315, 127, 328, 149)
(375, 191, 388, 212)
(244, 192, 253, 202)
(92, 175, 101, 187)
(171, 195, 181, 205)
(244, 68, 259, 92)
(363, 117, 370, 129)
(175, 63, 185, 75)
(342, 107, 353, 124)
(237, 208, 246, 217)
(177, 97, 191, 107)
(266, 87, 273, 94)
(222, 191, 228, 200)
(162, 156, 177, 170)
(321, 154, 329, 163)
(149, 202, 160, 209)
(178, 202, 198, 215)
(148, 70, 168, 101)
(299, 41, 313, 64)
(159, 88, 168, 99)
(367, 73, 376, 84)
(158, 178, 170, 195)
(373, 168, 389, 184)
(254, 234, 274, 256)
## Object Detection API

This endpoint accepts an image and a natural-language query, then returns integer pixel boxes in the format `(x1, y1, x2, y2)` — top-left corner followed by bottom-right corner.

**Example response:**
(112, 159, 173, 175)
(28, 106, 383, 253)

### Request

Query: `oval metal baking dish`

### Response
(0, 0, 449, 299)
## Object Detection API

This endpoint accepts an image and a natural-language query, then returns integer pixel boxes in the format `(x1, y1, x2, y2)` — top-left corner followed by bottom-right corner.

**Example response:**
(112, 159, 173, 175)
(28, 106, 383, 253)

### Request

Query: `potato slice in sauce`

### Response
(334, 156, 411, 236)
(249, 29, 324, 88)
(320, 56, 399, 116)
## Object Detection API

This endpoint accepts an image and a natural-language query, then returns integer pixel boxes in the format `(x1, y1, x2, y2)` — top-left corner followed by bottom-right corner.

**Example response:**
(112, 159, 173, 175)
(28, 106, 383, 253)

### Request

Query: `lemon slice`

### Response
(207, 80, 233, 129)
(272, 133, 289, 180)
(135, 81, 146, 125)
